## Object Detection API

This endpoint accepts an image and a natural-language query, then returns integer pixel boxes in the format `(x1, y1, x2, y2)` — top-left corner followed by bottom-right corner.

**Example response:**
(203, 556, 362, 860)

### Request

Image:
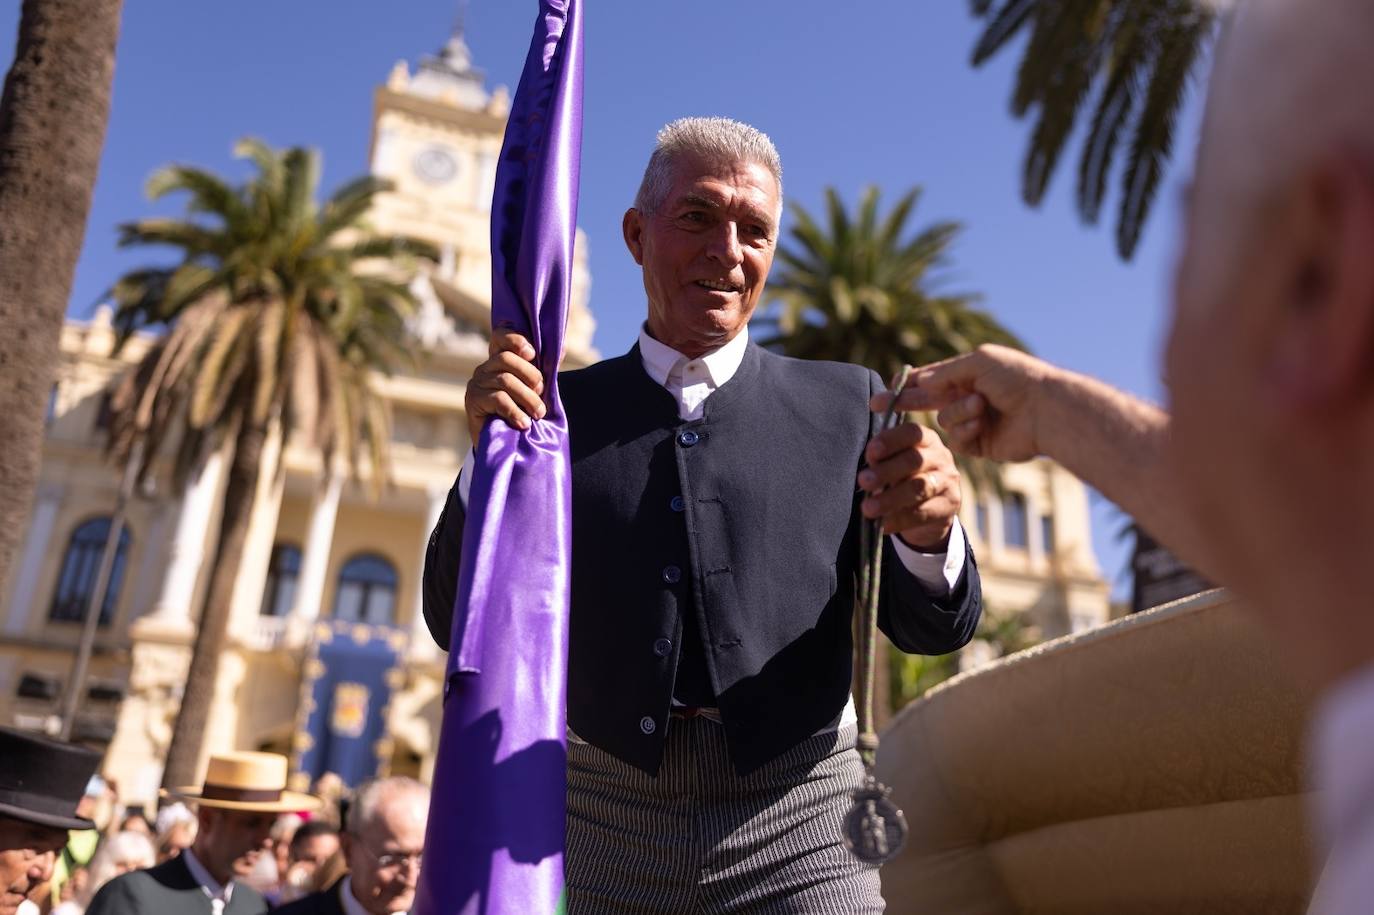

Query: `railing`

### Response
(241, 615, 294, 653)
(238, 613, 444, 665)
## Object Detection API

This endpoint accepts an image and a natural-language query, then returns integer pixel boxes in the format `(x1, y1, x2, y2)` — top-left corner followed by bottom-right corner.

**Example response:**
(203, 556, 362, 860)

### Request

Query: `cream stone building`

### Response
(968, 461, 1113, 638)
(0, 23, 1107, 806)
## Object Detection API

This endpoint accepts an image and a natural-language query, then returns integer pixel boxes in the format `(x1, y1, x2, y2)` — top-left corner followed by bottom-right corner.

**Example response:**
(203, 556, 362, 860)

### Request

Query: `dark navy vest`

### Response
(424, 342, 981, 775)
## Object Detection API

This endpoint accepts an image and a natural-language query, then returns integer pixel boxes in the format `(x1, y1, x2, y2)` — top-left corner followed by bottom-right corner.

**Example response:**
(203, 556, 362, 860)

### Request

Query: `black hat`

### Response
(0, 727, 100, 830)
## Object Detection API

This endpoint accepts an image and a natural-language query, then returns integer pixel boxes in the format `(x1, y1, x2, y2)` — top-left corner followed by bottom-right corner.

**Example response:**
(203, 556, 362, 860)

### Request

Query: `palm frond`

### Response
(1117, 11, 1208, 257)
(1074, 4, 1151, 221)
(189, 305, 252, 429)
(251, 298, 286, 424)
(1009, 0, 1100, 117)
(1021, 23, 1105, 204)
(971, 0, 1038, 66)
(318, 176, 394, 239)
(335, 236, 441, 264)
(145, 165, 245, 225)
(282, 146, 322, 236)
(969, 0, 1219, 259)
(117, 218, 224, 257)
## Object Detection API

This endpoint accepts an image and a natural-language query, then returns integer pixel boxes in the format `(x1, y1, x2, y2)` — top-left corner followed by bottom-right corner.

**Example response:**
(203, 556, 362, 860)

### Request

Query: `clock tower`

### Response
(368, 10, 596, 364)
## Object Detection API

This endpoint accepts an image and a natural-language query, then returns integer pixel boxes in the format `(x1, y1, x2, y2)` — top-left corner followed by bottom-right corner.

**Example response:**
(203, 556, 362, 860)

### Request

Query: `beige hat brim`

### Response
(161, 787, 324, 813)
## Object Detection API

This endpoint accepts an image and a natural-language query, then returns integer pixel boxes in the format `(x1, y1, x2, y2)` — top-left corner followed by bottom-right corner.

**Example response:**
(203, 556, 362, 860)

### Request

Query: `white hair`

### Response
(270, 812, 303, 843)
(633, 117, 783, 215)
(154, 801, 197, 840)
(345, 776, 429, 837)
(82, 830, 156, 904)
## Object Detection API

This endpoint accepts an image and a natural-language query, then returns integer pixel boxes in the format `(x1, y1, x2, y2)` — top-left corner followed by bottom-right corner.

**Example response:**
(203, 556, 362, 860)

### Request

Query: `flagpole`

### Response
(58, 436, 143, 741)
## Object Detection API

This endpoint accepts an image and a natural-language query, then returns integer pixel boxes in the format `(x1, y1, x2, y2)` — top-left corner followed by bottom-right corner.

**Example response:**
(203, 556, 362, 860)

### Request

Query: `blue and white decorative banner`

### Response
(292, 620, 407, 789)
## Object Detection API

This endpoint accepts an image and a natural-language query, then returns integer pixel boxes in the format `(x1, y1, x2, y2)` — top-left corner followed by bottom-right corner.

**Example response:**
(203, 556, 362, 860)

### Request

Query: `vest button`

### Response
(639, 716, 656, 735)
(677, 430, 700, 447)
(662, 565, 682, 584)
(669, 496, 685, 513)
(653, 638, 673, 657)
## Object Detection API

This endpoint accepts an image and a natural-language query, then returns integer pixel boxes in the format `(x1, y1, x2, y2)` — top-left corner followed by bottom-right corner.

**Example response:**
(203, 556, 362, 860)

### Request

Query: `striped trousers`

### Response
(565, 719, 884, 913)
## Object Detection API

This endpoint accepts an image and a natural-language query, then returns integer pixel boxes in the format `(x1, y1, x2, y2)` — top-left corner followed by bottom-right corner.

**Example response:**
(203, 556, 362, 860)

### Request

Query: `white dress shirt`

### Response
(1307, 663, 1374, 914)
(459, 325, 967, 592)
(181, 848, 233, 915)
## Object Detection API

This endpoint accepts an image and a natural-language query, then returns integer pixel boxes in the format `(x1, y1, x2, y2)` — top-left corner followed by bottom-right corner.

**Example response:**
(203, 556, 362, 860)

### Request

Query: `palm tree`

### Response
(760, 184, 1023, 393)
(105, 139, 437, 788)
(969, 0, 1221, 258)
(0, 0, 123, 594)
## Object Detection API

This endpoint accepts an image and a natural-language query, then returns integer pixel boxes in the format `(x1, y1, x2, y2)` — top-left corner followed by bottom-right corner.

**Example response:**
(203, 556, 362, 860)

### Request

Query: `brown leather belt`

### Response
(669, 706, 721, 721)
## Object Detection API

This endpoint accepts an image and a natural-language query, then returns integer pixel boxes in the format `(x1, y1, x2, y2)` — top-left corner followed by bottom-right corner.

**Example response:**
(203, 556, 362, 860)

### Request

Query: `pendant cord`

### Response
(856, 365, 913, 772)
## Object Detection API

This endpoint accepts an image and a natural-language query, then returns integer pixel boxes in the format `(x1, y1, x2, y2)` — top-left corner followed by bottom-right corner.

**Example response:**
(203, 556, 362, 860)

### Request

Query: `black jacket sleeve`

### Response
(864, 369, 983, 656)
(421, 475, 466, 651)
(877, 535, 982, 655)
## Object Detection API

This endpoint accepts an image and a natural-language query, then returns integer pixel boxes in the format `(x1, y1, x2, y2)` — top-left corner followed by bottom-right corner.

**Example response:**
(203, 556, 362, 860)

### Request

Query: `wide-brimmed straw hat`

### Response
(165, 752, 322, 813)
(0, 727, 101, 830)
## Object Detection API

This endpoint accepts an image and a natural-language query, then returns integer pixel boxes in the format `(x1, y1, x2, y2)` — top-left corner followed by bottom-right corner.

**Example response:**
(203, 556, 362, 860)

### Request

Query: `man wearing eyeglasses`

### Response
(275, 778, 428, 915)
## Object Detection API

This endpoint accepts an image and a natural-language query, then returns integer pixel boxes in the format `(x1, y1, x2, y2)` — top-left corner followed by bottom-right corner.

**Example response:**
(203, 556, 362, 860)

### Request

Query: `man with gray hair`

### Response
(878, 0, 1374, 910)
(426, 116, 982, 910)
(276, 777, 428, 915)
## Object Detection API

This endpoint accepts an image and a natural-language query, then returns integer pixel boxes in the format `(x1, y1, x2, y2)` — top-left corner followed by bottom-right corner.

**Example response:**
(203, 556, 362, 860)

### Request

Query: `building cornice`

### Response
(373, 87, 506, 137)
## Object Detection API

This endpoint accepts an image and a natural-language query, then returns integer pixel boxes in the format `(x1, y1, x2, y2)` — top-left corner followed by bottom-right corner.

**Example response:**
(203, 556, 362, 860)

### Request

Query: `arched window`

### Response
(260, 543, 302, 617)
(49, 518, 132, 626)
(332, 553, 398, 625)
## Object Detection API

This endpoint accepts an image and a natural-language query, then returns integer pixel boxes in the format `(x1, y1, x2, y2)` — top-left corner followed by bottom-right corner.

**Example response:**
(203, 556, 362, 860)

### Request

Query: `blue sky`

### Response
(1, 0, 1209, 596)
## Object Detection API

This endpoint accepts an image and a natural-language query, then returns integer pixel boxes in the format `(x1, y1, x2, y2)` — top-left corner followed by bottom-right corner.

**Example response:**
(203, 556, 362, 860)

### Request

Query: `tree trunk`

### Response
(0, 0, 123, 594)
(161, 420, 266, 789)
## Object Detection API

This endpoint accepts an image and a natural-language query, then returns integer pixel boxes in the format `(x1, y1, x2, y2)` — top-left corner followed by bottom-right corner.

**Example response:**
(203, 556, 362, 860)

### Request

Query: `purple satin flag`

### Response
(413, 2, 582, 913)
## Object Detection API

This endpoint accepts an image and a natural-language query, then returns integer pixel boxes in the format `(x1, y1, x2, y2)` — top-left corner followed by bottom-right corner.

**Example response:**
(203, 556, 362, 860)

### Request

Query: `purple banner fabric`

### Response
(413, 2, 582, 913)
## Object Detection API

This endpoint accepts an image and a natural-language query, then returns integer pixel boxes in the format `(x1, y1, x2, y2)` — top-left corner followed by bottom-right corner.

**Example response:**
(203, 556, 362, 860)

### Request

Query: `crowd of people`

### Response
(0, 728, 428, 915)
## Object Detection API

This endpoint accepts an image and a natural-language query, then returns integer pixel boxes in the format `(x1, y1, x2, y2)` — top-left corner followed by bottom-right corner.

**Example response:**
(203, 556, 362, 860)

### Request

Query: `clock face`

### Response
(413, 146, 459, 185)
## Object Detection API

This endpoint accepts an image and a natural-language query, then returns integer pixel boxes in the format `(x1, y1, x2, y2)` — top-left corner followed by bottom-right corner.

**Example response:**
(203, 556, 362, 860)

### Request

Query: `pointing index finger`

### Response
(902, 357, 979, 411)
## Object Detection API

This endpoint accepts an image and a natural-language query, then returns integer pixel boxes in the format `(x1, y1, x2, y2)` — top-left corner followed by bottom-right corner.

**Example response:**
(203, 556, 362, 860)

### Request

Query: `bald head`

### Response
(1172, 0, 1374, 327)
(342, 778, 429, 915)
(1195, 0, 1374, 226)
(1165, 0, 1374, 687)
(346, 776, 429, 838)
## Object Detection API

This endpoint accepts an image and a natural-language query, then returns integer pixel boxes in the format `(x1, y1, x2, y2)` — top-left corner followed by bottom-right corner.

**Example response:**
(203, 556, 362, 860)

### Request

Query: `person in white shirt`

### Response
(880, 0, 1374, 909)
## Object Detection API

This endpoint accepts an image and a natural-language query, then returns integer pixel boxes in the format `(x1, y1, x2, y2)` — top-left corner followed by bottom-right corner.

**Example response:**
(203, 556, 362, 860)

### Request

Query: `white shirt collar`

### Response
(180, 848, 232, 903)
(340, 875, 409, 915)
(637, 324, 750, 389)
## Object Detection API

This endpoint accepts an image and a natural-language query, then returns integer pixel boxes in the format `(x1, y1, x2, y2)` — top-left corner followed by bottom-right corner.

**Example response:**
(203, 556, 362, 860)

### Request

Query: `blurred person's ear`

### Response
(1271, 151, 1374, 408)
(336, 828, 352, 867)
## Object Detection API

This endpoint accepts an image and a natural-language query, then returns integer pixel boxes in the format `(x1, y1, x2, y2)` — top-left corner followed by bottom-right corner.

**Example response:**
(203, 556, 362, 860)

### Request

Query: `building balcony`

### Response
(236, 613, 443, 667)
(238, 615, 306, 654)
